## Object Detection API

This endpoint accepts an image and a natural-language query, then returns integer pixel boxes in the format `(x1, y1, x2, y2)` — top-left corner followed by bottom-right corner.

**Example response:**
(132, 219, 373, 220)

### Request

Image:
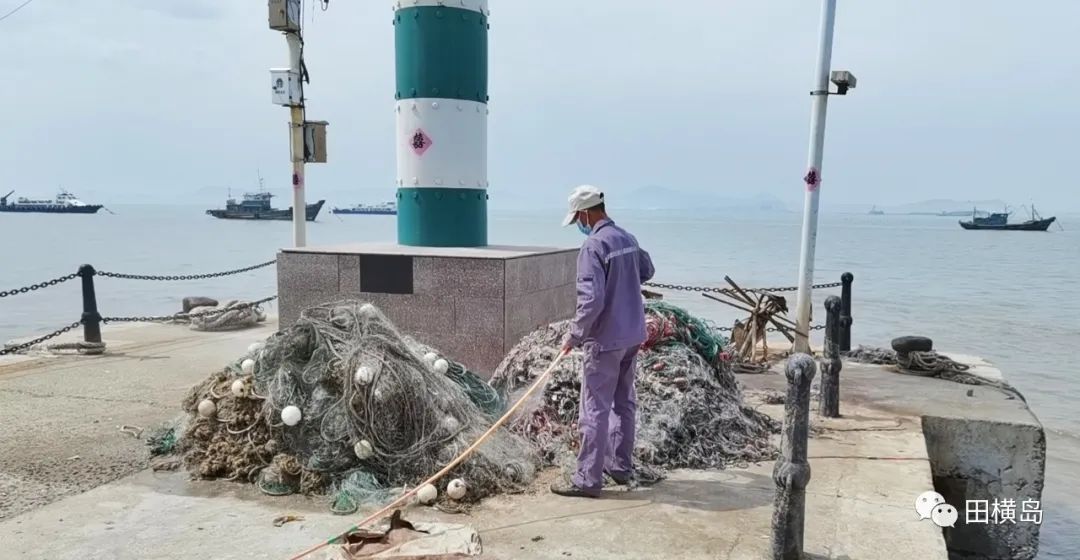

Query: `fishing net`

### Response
(490, 301, 780, 478)
(176, 301, 537, 514)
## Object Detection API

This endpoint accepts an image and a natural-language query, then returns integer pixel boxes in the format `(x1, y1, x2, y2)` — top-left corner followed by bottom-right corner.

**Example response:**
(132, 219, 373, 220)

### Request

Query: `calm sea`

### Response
(1, 204, 1078, 557)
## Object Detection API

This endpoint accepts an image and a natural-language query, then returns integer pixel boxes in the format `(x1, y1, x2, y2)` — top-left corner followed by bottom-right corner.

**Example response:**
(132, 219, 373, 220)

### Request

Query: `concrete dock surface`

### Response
(1, 320, 1039, 559)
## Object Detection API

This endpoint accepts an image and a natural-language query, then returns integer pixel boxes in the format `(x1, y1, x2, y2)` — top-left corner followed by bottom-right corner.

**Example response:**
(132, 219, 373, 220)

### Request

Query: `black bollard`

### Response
(819, 296, 842, 418)
(839, 272, 853, 352)
(771, 354, 816, 560)
(78, 264, 102, 344)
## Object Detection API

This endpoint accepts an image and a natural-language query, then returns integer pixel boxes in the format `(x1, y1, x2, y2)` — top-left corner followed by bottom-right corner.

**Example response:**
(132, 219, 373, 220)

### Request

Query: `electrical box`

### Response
(270, 69, 302, 106)
(304, 120, 329, 163)
(269, 0, 301, 32)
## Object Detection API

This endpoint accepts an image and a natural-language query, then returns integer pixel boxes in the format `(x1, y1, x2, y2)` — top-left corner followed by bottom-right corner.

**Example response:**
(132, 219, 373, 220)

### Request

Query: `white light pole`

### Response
(269, 0, 329, 248)
(793, 0, 856, 353)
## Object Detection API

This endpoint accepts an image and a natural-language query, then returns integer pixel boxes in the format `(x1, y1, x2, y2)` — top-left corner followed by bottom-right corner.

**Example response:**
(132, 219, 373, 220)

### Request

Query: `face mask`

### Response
(576, 212, 592, 235)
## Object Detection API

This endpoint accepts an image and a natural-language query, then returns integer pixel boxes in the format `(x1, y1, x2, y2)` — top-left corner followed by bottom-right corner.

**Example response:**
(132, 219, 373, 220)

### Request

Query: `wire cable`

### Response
(0, 0, 37, 22)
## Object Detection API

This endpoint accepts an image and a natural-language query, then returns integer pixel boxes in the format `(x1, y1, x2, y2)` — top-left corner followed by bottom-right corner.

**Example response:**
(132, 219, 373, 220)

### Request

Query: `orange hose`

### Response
(287, 348, 570, 560)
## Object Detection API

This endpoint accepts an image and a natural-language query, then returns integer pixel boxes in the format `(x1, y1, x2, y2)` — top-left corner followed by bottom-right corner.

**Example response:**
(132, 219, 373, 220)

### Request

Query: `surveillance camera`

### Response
(830, 70, 857, 89)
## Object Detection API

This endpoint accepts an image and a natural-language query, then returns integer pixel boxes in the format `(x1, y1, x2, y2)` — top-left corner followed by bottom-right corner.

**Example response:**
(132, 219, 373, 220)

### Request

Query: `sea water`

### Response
(1, 205, 1077, 557)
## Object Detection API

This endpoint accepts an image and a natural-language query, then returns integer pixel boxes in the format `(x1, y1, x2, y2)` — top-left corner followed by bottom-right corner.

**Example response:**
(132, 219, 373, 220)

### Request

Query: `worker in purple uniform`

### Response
(551, 185, 655, 498)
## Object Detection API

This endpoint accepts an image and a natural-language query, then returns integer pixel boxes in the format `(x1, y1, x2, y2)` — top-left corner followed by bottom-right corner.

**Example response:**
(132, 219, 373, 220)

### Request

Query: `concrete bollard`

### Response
(771, 354, 816, 560)
(819, 295, 842, 418)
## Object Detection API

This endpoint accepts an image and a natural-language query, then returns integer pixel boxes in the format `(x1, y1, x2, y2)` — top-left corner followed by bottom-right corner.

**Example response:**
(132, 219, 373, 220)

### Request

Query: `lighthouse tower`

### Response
(393, 0, 489, 247)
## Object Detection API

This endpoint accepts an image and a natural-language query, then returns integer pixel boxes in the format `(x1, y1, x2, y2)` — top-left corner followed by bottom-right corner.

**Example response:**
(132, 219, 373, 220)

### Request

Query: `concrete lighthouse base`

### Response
(276, 243, 576, 376)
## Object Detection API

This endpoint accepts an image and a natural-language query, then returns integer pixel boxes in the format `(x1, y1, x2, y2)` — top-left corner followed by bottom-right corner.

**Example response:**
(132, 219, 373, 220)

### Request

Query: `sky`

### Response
(3, 0, 1079, 211)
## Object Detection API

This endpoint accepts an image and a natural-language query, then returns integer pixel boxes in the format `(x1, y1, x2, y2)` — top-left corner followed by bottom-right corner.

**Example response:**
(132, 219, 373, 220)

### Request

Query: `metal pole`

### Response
(77, 264, 101, 344)
(839, 272, 853, 351)
(793, 0, 838, 353)
(287, 32, 306, 248)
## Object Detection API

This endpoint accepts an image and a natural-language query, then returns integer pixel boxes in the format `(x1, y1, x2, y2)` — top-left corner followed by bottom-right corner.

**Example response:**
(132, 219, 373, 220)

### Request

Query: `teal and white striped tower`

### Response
(393, 0, 489, 247)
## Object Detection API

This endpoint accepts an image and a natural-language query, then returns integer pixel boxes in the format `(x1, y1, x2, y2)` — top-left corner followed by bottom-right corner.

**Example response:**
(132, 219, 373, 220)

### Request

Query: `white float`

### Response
(230, 379, 250, 398)
(354, 439, 375, 460)
(241, 358, 256, 375)
(433, 358, 449, 375)
(197, 399, 216, 418)
(354, 366, 374, 385)
(447, 478, 467, 500)
(416, 483, 438, 505)
(281, 405, 302, 426)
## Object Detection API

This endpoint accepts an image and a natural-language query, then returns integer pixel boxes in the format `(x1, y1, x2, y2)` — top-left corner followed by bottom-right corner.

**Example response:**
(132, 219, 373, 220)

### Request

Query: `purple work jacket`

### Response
(568, 218, 655, 351)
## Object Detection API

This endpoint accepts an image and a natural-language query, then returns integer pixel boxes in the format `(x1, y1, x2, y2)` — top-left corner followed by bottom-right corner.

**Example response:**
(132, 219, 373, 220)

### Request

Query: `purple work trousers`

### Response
(572, 343, 638, 494)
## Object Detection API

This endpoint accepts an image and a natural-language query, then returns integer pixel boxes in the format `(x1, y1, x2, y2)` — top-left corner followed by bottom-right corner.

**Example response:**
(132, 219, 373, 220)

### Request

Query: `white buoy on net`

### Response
(241, 358, 255, 375)
(416, 483, 438, 505)
(354, 366, 374, 385)
(442, 415, 460, 433)
(247, 342, 263, 355)
(354, 439, 374, 460)
(423, 352, 439, 367)
(433, 358, 449, 375)
(447, 478, 467, 500)
(230, 379, 250, 398)
(197, 399, 216, 418)
(281, 405, 302, 426)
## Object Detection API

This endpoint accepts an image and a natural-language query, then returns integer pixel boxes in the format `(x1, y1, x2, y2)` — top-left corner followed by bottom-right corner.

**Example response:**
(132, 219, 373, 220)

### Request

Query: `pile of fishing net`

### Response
(490, 301, 779, 479)
(174, 301, 535, 514)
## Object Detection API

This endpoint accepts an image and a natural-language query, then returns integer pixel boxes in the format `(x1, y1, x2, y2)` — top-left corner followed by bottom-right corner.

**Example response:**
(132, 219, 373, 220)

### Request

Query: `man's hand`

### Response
(561, 339, 574, 355)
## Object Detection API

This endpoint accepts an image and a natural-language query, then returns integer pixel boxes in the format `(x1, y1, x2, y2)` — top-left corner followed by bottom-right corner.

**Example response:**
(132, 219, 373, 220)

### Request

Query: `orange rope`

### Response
(287, 348, 570, 560)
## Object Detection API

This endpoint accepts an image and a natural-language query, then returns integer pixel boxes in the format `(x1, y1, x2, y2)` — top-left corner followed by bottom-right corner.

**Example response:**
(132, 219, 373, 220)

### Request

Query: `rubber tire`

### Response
(892, 336, 933, 353)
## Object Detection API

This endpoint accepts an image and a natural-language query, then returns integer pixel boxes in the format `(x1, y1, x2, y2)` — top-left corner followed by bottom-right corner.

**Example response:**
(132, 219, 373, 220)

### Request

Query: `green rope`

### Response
(446, 362, 505, 417)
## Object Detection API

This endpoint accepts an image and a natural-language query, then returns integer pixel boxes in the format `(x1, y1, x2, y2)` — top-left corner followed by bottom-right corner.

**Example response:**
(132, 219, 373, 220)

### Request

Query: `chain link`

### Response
(102, 295, 277, 324)
(0, 273, 79, 299)
(643, 280, 843, 294)
(0, 321, 83, 356)
(96, 260, 276, 281)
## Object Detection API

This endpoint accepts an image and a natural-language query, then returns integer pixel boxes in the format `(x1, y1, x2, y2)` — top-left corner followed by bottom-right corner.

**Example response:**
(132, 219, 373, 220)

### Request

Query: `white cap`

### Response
(561, 185, 604, 227)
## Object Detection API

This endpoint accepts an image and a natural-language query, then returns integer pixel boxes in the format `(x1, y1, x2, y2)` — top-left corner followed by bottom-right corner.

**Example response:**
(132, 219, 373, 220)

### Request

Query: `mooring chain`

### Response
(96, 260, 277, 282)
(0, 272, 79, 298)
(102, 295, 278, 324)
(643, 281, 842, 294)
(0, 321, 82, 356)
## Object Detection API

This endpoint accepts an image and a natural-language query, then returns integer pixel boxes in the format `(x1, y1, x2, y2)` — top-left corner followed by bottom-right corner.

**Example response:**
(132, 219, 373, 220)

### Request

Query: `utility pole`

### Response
(793, 0, 856, 353)
(269, 0, 328, 248)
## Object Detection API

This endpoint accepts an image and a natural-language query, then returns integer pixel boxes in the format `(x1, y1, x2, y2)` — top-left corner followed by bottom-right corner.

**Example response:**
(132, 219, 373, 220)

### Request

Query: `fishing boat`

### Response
(205, 173, 325, 221)
(0, 190, 103, 214)
(206, 191, 325, 221)
(868, 205, 884, 215)
(331, 201, 397, 215)
(959, 205, 1056, 231)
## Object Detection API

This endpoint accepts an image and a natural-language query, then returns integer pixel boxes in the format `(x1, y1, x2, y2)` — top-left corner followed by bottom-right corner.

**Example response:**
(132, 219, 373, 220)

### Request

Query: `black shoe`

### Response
(604, 470, 633, 486)
(550, 481, 600, 498)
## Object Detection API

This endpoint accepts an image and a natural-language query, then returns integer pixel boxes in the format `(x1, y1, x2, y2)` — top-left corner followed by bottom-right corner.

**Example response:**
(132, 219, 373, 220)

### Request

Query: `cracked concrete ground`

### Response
(0, 321, 952, 559)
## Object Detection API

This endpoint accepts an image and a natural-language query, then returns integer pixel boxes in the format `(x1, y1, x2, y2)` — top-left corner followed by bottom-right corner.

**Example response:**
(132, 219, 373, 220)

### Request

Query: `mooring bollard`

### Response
(839, 272, 853, 352)
(78, 264, 102, 344)
(819, 296, 842, 418)
(771, 354, 815, 560)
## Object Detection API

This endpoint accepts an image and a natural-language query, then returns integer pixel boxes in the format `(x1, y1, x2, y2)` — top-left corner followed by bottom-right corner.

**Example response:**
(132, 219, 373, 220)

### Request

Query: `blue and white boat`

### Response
(331, 201, 397, 215)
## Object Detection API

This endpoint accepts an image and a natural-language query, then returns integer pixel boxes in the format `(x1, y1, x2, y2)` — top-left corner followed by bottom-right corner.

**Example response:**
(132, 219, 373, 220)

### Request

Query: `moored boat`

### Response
(0, 190, 103, 214)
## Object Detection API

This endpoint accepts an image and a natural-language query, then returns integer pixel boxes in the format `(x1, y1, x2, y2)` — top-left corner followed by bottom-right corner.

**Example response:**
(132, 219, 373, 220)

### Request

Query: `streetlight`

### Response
(793, 0, 857, 353)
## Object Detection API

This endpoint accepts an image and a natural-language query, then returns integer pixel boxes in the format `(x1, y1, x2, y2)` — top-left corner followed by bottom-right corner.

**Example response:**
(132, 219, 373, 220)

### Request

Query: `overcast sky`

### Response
(3, 0, 1079, 211)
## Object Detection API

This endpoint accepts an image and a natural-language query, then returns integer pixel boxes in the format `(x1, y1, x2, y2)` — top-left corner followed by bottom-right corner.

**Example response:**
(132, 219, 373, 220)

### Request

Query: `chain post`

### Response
(839, 272, 853, 352)
(771, 353, 816, 559)
(77, 265, 102, 344)
(819, 295, 842, 418)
